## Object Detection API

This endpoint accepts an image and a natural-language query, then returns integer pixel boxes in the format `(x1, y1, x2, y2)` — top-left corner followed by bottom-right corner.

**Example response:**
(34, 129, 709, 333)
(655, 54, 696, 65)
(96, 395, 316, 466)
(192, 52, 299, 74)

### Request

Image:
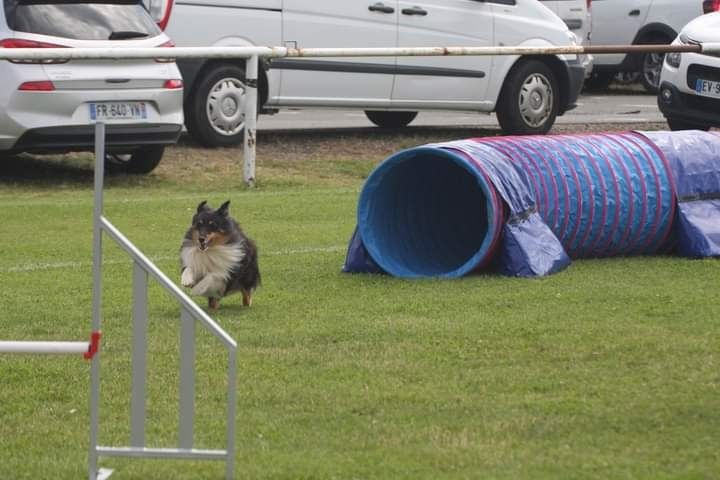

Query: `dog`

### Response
(180, 200, 260, 310)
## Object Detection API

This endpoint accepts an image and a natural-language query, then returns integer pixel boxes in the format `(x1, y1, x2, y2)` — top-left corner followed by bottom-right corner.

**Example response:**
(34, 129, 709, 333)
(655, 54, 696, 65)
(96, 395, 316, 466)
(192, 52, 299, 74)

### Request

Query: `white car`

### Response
(587, 0, 717, 93)
(0, 0, 184, 174)
(658, 11, 720, 130)
(165, 0, 590, 147)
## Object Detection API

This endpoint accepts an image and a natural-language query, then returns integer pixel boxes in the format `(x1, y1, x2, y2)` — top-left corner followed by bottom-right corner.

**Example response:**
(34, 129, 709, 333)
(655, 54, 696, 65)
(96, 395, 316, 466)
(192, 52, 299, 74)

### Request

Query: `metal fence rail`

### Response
(0, 42, 716, 186)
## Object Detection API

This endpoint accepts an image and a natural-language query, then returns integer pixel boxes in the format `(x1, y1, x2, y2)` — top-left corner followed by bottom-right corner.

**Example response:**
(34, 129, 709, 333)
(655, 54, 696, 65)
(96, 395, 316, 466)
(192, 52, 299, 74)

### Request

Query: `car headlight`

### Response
(666, 51, 682, 68)
(666, 34, 696, 69)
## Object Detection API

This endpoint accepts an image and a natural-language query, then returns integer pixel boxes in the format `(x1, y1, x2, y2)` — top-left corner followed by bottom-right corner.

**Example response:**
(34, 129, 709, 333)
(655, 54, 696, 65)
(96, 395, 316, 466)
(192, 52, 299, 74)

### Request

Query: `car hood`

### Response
(681, 12, 720, 44)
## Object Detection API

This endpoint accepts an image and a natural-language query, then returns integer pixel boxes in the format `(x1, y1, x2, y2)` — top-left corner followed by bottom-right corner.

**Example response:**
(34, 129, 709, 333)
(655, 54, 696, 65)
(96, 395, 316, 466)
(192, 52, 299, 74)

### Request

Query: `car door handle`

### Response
(402, 6, 428, 16)
(629, 9, 640, 16)
(368, 2, 395, 13)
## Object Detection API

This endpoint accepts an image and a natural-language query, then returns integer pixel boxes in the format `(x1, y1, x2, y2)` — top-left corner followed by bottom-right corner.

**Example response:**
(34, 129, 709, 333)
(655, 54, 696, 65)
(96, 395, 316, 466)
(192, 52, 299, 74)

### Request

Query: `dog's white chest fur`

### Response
(181, 243, 246, 285)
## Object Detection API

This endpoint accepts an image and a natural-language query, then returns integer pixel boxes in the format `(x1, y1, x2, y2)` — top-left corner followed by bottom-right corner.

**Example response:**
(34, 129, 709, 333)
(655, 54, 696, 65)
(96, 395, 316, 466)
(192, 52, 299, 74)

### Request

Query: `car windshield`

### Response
(4, 0, 160, 40)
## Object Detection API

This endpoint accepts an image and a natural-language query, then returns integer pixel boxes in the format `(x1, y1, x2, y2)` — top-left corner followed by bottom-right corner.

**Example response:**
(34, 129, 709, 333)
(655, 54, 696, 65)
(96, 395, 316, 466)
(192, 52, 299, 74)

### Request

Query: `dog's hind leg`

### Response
(241, 289, 253, 307)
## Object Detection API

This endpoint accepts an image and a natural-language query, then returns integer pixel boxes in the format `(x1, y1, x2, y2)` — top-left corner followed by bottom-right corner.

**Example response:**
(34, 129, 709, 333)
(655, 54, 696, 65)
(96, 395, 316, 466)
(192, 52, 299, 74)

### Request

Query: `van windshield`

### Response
(4, 0, 160, 40)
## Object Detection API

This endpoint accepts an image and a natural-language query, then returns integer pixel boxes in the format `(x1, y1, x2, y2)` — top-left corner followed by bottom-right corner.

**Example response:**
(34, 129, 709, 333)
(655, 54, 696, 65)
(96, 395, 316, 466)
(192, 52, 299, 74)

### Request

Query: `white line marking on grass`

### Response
(1, 245, 346, 273)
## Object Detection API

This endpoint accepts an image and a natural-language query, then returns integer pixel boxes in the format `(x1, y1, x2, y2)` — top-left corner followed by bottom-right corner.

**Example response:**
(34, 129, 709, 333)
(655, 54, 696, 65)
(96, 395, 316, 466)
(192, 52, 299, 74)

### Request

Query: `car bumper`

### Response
(12, 123, 183, 154)
(0, 87, 184, 152)
(657, 80, 720, 127)
(560, 58, 587, 114)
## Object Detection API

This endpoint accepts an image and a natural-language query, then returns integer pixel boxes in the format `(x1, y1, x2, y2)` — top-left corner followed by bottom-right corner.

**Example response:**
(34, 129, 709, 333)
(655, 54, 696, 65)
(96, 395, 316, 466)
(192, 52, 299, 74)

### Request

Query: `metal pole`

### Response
(225, 348, 237, 480)
(244, 55, 258, 187)
(178, 308, 196, 450)
(0, 341, 90, 354)
(130, 262, 149, 448)
(88, 122, 105, 480)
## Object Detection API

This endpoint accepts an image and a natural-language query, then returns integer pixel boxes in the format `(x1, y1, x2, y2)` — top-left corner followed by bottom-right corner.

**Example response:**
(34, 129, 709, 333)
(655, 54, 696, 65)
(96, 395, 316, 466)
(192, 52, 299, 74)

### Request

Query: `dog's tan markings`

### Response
(241, 289, 253, 307)
(208, 297, 220, 310)
(207, 232, 229, 248)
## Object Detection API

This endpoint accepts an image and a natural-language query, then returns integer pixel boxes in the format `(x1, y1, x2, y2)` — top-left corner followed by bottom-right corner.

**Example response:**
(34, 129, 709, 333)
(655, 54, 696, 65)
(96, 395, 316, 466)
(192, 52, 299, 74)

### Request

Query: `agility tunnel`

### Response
(343, 130, 720, 278)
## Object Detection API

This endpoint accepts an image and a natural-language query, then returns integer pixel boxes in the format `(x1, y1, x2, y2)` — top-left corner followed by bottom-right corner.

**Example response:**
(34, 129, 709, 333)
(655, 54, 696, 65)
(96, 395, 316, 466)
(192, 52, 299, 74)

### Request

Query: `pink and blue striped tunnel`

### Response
(356, 132, 677, 278)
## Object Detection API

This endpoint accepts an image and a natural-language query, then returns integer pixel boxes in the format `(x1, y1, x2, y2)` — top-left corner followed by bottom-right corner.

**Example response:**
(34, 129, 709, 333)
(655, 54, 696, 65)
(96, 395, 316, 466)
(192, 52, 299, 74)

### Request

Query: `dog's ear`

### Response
(196, 200, 208, 213)
(218, 200, 230, 216)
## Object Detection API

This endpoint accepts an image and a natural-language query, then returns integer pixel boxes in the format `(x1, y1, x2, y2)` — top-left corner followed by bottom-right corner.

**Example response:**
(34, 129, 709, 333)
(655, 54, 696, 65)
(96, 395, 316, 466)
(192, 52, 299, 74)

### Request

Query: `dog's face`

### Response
(191, 200, 233, 251)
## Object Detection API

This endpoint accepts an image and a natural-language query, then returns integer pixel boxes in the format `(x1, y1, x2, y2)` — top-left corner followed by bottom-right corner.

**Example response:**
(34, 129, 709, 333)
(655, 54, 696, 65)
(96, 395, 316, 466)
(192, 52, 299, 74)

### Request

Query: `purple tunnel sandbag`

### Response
(346, 130, 720, 278)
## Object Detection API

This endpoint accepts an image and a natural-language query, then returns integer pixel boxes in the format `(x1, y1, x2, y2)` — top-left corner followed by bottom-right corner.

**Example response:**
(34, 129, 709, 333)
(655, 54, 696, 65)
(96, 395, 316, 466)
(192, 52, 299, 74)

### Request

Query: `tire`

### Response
(665, 117, 711, 132)
(364, 111, 418, 128)
(496, 60, 559, 135)
(105, 145, 164, 174)
(640, 51, 665, 94)
(584, 71, 613, 92)
(186, 64, 254, 147)
(614, 71, 640, 85)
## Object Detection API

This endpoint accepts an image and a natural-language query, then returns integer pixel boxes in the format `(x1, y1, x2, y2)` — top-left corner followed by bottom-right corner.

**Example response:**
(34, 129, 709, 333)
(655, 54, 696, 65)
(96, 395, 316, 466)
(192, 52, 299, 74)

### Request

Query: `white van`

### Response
(588, 0, 711, 92)
(165, 0, 589, 147)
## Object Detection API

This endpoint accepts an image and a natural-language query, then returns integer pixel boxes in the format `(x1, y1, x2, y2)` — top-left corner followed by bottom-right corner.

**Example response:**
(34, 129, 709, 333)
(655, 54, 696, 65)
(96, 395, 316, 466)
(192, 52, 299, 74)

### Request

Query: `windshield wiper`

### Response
(108, 30, 149, 40)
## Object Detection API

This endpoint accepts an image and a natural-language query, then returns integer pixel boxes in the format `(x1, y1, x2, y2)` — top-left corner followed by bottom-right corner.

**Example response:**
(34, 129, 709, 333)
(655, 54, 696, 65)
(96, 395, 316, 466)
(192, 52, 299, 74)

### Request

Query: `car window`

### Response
(4, 0, 160, 40)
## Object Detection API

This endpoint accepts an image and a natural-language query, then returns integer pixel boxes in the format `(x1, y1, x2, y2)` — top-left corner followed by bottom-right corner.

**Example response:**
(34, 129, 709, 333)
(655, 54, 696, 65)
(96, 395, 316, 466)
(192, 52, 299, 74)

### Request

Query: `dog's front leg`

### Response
(181, 267, 195, 288)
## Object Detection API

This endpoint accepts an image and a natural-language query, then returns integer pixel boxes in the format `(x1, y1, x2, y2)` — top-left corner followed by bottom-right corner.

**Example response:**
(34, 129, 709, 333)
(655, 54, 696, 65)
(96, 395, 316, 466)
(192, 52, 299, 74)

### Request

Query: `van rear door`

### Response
(392, 0, 493, 107)
(276, 0, 398, 107)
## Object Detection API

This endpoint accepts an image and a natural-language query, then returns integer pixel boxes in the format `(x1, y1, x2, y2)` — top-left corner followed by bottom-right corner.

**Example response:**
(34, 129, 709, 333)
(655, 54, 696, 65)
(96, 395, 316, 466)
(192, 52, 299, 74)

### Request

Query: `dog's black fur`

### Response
(180, 200, 260, 309)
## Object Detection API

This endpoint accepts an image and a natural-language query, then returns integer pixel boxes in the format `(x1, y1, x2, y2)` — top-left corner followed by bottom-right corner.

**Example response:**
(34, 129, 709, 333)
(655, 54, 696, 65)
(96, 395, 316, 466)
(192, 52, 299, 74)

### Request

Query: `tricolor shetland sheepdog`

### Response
(180, 200, 260, 310)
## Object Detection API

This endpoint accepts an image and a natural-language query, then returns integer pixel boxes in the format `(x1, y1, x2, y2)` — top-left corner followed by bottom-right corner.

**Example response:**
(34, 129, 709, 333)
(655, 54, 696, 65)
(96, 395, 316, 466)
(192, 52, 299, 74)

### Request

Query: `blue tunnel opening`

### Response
(357, 147, 501, 278)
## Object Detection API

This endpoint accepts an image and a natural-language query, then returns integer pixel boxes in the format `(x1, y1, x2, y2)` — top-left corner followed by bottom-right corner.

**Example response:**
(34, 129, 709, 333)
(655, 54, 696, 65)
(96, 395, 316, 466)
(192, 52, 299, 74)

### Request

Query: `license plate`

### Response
(695, 78, 720, 98)
(89, 102, 148, 122)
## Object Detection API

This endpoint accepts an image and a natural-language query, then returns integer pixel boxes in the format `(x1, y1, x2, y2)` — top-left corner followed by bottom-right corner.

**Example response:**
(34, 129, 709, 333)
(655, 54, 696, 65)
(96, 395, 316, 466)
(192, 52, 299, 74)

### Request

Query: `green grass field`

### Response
(1, 127, 718, 479)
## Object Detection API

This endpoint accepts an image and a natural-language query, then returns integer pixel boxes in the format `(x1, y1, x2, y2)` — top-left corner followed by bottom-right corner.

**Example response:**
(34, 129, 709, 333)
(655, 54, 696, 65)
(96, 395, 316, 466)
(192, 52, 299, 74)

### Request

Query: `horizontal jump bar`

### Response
(0, 340, 90, 355)
(0, 43, 714, 61)
(96, 446, 228, 460)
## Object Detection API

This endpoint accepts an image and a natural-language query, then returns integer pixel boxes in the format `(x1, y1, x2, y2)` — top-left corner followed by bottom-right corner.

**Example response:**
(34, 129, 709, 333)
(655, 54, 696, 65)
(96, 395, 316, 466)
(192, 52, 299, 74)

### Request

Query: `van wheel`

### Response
(105, 145, 164, 174)
(496, 60, 559, 135)
(187, 64, 253, 147)
(365, 111, 418, 128)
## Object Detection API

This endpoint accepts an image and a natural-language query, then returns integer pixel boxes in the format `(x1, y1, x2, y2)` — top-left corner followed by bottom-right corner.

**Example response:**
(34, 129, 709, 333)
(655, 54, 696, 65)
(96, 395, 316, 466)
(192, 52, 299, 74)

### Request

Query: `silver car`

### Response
(0, 0, 183, 174)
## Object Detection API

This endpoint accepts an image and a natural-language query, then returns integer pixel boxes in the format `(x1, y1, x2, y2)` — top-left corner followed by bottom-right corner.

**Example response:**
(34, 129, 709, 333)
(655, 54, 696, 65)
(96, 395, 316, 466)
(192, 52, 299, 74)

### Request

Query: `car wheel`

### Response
(640, 51, 665, 93)
(187, 64, 255, 147)
(496, 60, 559, 135)
(364, 111, 418, 128)
(105, 145, 165, 174)
(665, 117, 711, 132)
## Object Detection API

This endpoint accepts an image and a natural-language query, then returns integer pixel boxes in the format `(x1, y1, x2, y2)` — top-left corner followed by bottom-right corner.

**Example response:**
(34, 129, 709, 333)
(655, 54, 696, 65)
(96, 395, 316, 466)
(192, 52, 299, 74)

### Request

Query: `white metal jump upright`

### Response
(87, 123, 238, 479)
(0, 122, 237, 479)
